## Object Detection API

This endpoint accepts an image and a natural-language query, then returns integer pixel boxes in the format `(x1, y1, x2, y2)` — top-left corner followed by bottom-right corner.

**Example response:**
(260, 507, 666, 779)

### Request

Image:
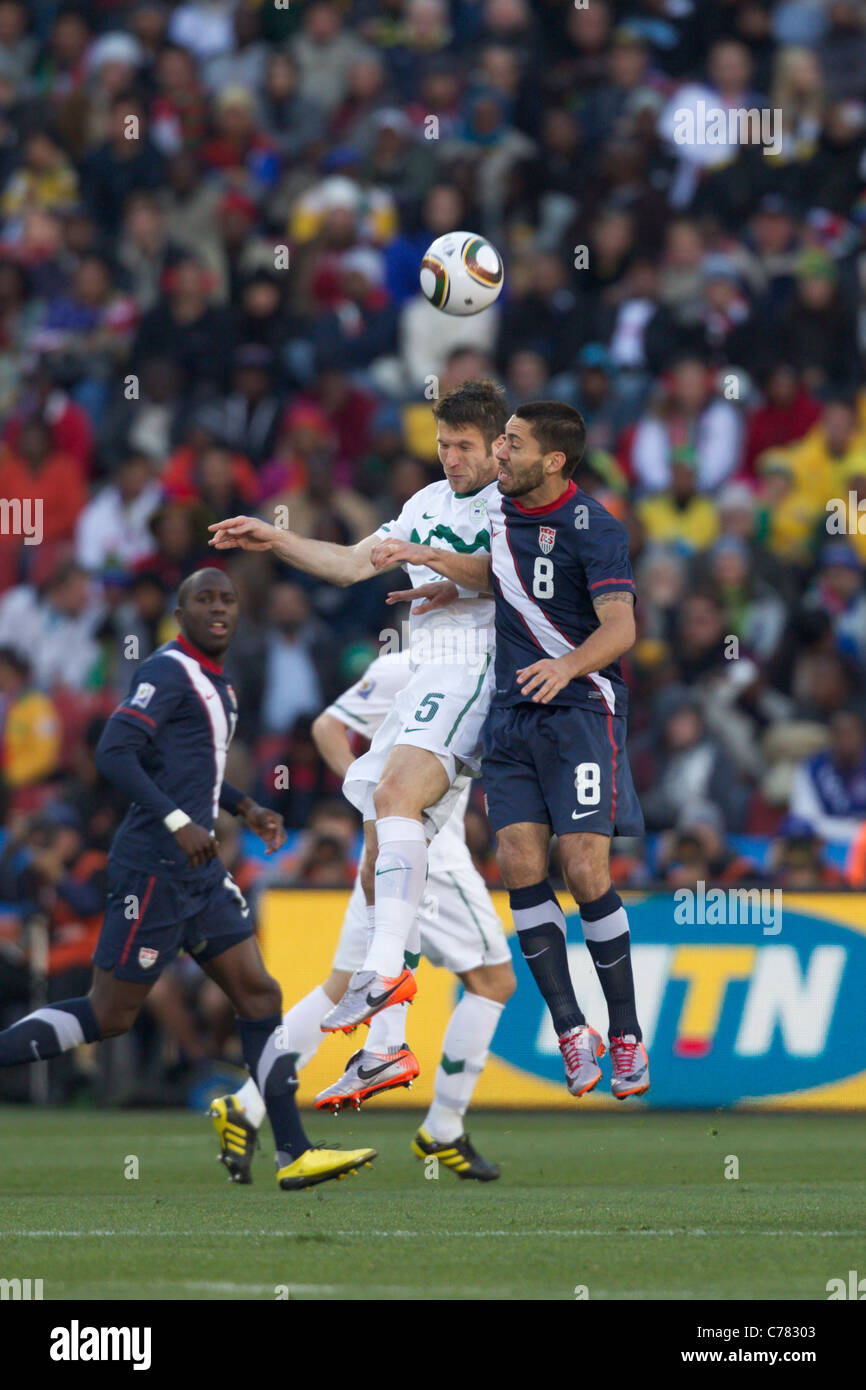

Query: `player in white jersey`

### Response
(209, 381, 508, 1035)
(209, 649, 515, 1182)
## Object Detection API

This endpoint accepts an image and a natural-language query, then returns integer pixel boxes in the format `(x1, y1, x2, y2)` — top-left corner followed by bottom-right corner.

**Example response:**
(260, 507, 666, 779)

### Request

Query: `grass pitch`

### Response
(0, 1108, 863, 1300)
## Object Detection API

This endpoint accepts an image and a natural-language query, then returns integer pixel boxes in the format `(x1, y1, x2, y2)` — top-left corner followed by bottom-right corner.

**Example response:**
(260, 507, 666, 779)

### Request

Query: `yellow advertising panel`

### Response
(260, 889, 866, 1110)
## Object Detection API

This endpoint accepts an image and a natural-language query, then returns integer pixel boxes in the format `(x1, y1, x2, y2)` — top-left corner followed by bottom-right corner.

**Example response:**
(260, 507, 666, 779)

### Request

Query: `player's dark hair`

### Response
(432, 379, 508, 452)
(513, 400, 587, 478)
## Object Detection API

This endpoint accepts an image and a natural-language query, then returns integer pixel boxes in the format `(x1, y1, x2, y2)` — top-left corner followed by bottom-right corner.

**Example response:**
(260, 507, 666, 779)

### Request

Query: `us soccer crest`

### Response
(538, 526, 556, 554)
(137, 947, 158, 970)
(226, 683, 238, 710)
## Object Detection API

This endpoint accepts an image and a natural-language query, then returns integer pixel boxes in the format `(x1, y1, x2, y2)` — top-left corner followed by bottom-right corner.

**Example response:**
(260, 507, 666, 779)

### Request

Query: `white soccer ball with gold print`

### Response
(419, 231, 504, 316)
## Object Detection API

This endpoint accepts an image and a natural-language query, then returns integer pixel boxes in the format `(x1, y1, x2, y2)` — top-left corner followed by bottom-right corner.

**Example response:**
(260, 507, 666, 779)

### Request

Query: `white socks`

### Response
(234, 1074, 266, 1129)
(364, 816, 428, 978)
(368, 1000, 409, 1052)
(281, 984, 333, 1070)
(423, 992, 505, 1143)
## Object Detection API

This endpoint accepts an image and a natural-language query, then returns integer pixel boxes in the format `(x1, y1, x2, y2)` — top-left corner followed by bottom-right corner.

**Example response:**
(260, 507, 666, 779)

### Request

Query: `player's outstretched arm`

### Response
(371, 537, 492, 593)
(518, 592, 637, 705)
(208, 517, 387, 588)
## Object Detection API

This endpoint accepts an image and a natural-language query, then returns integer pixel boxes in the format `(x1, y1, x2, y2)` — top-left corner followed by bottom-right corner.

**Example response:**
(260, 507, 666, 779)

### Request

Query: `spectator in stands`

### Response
(0, 648, 61, 805)
(75, 451, 161, 575)
(637, 444, 720, 553)
(259, 583, 325, 736)
(636, 686, 749, 832)
(631, 355, 743, 494)
(81, 94, 165, 232)
(0, 417, 86, 587)
(0, 560, 104, 690)
(789, 707, 866, 845)
(742, 362, 820, 477)
(802, 542, 866, 667)
(132, 252, 233, 392)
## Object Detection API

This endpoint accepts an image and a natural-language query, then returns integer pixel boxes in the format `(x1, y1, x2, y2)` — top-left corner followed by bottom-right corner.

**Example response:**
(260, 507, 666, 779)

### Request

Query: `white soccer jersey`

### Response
(376, 479, 497, 661)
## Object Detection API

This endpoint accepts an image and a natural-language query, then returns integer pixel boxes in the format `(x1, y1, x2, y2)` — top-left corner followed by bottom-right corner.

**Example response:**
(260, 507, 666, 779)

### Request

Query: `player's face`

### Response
(179, 578, 239, 657)
(495, 416, 546, 496)
(436, 422, 499, 493)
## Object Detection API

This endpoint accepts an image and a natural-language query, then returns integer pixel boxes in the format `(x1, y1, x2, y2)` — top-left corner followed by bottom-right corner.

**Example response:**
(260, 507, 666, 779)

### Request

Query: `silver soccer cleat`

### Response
(319, 967, 417, 1034)
(314, 1047, 420, 1113)
(558, 1023, 605, 1097)
(608, 1034, 650, 1099)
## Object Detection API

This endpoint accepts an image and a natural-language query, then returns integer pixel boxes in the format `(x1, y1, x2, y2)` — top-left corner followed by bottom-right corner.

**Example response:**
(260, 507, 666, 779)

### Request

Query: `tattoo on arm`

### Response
(593, 590, 636, 616)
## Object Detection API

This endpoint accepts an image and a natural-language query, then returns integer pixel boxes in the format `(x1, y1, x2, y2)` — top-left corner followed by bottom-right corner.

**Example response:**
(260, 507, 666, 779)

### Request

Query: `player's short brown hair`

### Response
(514, 400, 587, 478)
(432, 379, 508, 452)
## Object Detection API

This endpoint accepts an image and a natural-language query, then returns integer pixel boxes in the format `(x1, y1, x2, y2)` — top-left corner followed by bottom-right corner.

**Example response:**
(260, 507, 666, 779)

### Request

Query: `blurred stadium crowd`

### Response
(1, 0, 866, 1093)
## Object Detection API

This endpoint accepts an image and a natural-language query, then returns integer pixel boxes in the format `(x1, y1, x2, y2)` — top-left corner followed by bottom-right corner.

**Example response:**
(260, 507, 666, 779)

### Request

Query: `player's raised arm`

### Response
(371, 536, 492, 593)
(209, 516, 399, 588)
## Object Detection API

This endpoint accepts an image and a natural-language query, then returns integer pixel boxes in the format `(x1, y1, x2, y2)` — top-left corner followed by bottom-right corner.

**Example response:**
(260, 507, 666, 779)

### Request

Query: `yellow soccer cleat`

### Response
(276, 1145, 378, 1191)
(209, 1094, 258, 1184)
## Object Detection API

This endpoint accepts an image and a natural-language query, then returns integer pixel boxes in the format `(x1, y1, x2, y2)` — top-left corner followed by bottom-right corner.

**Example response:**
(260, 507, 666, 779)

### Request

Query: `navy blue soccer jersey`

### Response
(488, 481, 635, 716)
(96, 635, 242, 878)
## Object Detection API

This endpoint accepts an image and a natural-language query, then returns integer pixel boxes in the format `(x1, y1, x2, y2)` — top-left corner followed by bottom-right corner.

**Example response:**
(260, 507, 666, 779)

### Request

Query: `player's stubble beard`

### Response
(497, 456, 546, 498)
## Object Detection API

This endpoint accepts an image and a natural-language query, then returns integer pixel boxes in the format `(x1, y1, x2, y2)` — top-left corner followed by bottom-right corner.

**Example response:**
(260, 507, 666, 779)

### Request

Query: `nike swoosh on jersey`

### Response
(571, 809, 596, 820)
(357, 1059, 402, 1081)
(375, 865, 408, 876)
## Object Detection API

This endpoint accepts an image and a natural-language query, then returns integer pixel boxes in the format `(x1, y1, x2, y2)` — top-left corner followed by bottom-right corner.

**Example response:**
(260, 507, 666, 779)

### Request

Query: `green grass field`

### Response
(0, 1108, 863, 1300)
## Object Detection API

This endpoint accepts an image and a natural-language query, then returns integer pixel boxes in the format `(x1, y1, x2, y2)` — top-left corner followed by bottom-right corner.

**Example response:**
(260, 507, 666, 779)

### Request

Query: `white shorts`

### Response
(342, 658, 493, 836)
(333, 866, 510, 977)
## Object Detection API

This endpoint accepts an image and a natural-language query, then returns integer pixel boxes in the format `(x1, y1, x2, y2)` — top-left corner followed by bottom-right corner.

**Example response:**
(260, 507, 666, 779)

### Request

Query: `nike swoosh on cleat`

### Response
(366, 981, 404, 1008)
(571, 810, 596, 820)
(357, 1060, 402, 1081)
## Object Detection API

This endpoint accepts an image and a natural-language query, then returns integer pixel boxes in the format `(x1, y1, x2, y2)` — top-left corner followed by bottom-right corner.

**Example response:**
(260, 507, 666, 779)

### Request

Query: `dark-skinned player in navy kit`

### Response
(373, 400, 649, 1103)
(0, 567, 376, 1190)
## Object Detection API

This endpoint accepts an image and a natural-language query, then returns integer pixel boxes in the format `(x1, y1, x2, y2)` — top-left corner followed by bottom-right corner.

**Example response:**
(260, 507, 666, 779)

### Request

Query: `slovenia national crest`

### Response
(538, 526, 556, 554)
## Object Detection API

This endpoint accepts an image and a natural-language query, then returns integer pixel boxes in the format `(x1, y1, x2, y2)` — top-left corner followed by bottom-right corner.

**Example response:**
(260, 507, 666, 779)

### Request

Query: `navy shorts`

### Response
(482, 702, 644, 839)
(93, 861, 253, 983)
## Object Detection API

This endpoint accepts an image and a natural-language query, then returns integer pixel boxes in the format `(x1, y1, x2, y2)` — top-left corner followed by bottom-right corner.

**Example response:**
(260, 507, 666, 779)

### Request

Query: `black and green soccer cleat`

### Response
(209, 1095, 258, 1184)
(411, 1126, 500, 1182)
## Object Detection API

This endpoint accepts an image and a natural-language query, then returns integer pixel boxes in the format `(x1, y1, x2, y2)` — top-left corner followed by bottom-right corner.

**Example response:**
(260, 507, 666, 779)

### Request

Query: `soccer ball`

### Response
(420, 231, 504, 316)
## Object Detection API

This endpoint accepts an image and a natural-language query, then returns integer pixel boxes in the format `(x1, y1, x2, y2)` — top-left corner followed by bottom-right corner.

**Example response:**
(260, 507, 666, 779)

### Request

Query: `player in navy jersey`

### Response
(373, 402, 649, 1102)
(0, 568, 376, 1190)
